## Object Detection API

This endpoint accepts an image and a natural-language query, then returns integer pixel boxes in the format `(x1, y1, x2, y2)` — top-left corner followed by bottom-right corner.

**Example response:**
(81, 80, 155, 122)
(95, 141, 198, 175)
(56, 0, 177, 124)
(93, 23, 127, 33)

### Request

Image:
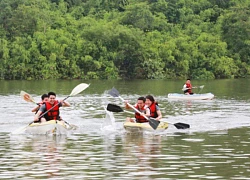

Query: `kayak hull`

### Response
(25, 120, 72, 135)
(168, 93, 214, 100)
(124, 121, 169, 132)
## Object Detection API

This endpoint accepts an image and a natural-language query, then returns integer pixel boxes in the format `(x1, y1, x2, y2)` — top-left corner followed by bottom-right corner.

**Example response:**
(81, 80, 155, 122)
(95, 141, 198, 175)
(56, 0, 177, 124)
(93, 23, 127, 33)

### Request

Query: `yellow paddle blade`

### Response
(69, 83, 90, 96)
(20, 91, 36, 103)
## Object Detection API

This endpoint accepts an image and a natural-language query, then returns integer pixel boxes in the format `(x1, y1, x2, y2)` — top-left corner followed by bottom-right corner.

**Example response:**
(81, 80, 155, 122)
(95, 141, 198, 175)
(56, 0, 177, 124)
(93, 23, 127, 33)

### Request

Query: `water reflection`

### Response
(1, 79, 250, 179)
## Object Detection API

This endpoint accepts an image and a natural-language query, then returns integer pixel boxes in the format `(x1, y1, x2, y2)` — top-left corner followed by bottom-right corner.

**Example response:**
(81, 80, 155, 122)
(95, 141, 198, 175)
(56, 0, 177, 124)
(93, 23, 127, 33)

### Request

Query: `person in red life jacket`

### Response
(145, 95, 162, 121)
(31, 94, 49, 113)
(34, 92, 70, 123)
(183, 79, 194, 95)
(125, 96, 150, 123)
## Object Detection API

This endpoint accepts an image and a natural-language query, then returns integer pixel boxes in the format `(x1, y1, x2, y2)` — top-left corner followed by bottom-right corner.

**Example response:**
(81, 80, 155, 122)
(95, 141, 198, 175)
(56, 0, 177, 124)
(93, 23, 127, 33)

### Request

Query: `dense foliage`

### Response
(0, 0, 250, 80)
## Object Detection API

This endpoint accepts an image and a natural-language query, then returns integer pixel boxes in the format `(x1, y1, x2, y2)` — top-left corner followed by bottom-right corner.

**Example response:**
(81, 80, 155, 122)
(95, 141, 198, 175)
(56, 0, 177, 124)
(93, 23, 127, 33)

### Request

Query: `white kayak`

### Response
(168, 93, 214, 100)
(124, 121, 169, 132)
(13, 120, 76, 135)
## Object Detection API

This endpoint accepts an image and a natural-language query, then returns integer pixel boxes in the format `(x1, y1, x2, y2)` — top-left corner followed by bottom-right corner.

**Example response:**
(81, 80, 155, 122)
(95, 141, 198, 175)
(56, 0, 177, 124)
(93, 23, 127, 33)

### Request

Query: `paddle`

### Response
(12, 83, 89, 135)
(182, 85, 204, 91)
(108, 87, 160, 130)
(107, 103, 134, 114)
(37, 83, 90, 119)
(107, 103, 190, 129)
(20, 91, 37, 104)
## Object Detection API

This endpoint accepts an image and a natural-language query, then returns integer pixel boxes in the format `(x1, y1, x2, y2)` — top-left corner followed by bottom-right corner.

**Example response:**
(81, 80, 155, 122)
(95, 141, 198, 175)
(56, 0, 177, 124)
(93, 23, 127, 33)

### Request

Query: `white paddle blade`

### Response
(69, 83, 90, 96)
(199, 85, 204, 89)
(20, 91, 36, 103)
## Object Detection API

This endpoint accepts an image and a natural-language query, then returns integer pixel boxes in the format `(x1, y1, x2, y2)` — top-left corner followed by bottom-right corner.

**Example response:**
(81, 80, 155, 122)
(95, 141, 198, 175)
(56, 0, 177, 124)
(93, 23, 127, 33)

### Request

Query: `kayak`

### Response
(168, 93, 214, 100)
(123, 121, 169, 132)
(24, 120, 75, 135)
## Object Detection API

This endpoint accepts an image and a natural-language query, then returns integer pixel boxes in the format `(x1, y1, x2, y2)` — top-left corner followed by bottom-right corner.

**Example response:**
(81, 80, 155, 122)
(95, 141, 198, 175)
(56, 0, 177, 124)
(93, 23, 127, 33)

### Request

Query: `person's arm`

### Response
(124, 100, 133, 109)
(34, 104, 45, 121)
(183, 84, 189, 91)
(60, 100, 70, 107)
(31, 105, 40, 112)
(155, 106, 162, 121)
(155, 110, 162, 121)
(145, 107, 150, 117)
(34, 110, 42, 121)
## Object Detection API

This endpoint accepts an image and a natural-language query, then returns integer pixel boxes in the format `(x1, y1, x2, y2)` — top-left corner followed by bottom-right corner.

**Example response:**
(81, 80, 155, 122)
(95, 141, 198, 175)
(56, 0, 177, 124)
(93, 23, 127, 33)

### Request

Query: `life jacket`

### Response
(134, 104, 148, 123)
(185, 83, 192, 93)
(43, 101, 60, 121)
(148, 103, 158, 118)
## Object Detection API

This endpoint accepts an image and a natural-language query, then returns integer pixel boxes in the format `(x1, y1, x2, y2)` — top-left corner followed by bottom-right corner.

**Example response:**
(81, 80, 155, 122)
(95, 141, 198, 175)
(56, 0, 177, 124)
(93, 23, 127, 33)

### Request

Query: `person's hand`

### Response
(34, 116, 39, 122)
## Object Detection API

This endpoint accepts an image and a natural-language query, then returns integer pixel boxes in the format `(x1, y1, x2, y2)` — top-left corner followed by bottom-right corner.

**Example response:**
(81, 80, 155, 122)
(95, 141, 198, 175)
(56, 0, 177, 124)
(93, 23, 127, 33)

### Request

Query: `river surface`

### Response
(0, 79, 250, 179)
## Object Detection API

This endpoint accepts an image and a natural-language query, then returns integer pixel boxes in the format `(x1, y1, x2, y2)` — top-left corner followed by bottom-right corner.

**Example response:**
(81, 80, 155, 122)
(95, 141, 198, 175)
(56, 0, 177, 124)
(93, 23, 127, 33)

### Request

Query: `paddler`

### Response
(145, 95, 162, 121)
(31, 94, 49, 113)
(34, 92, 70, 123)
(125, 96, 150, 123)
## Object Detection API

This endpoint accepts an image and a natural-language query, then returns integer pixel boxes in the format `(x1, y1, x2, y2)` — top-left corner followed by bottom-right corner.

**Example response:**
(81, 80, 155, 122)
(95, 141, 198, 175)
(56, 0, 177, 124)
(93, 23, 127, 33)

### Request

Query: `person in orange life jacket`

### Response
(34, 92, 70, 123)
(183, 79, 194, 95)
(145, 95, 162, 121)
(125, 96, 150, 123)
(31, 94, 49, 113)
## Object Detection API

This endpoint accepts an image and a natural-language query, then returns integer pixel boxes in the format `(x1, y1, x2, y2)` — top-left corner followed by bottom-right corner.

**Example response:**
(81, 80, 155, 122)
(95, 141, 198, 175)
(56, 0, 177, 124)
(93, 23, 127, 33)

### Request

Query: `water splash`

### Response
(100, 106, 117, 133)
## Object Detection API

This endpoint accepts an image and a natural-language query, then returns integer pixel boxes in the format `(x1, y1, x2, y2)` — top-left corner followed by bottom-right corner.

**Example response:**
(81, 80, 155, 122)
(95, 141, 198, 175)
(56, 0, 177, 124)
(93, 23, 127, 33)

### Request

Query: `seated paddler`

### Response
(34, 91, 70, 123)
(125, 96, 150, 123)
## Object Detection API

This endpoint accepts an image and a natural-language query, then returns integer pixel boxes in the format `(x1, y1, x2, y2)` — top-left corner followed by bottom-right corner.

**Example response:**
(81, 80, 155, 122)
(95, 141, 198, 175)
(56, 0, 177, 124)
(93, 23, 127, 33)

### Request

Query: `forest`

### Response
(0, 0, 250, 80)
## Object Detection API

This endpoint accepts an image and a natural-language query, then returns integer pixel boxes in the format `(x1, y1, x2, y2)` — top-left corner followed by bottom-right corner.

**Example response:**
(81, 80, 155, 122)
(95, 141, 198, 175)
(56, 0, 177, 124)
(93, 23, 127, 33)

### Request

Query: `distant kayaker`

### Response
(183, 79, 194, 95)
(125, 96, 150, 123)
(31, 94, 49, 113)
(145, 95, 162, 121)
(34, 92, 70, 123)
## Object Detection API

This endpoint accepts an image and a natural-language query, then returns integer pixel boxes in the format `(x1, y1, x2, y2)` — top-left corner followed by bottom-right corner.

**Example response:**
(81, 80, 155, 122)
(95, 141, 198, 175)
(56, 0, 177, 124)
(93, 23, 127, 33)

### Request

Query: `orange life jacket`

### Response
(148, 103, 158, 118)
(134, 104, 148, 123)
(44, 101, 60, 121)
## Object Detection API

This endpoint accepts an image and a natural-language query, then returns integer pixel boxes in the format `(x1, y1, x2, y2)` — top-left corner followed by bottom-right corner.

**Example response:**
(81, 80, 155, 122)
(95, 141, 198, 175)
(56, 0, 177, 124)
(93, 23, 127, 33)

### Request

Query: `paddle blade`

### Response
(148, 118, 161, 130)
(108, 87, 120, 97)
(107, 104, 124, 112)
(20, 91, 36, 103)
(174, 122, 190, 129)
(69, 83, 90, 96)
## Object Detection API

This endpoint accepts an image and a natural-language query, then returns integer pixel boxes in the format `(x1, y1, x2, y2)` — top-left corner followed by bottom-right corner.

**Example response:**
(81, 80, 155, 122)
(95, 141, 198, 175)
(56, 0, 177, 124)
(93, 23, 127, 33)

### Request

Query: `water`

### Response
(0, 79, 250, 179)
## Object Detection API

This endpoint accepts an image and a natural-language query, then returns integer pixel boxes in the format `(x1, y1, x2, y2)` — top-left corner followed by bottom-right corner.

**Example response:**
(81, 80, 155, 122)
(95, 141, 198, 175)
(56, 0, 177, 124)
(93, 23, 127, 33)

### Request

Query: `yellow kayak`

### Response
(25, 120, 75, 135)
(124, 121, 169, 132)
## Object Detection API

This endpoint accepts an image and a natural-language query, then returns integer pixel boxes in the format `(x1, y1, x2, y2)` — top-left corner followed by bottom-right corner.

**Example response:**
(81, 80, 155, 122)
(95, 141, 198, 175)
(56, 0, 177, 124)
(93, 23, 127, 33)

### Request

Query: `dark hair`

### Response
(137, 96, 146, 102)
(41, 94, 48, 100)
(187, 78, 191, 80)
(146, 95, 158, 106)
(48, 92, 56, 97)
(146, 95, 155, 102)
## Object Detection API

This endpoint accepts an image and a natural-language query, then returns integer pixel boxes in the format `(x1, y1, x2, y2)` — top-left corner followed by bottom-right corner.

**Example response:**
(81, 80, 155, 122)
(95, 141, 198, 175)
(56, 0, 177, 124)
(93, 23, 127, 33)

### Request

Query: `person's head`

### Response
(137, 96, 146, 108)
(48, 92, 56, 104)
(41, 94, 49, 102)
(186, 78, 191, 84)
(145, 95, 155, 106)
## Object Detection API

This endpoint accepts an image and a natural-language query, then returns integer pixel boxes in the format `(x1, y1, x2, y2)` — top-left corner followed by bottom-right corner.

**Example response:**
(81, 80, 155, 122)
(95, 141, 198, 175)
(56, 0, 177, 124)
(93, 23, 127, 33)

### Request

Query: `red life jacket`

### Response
(148, 103, 158, 118)
(185, 83, 192, 93)
(44, 101, 60, 121)
(134, 104, 148, 123)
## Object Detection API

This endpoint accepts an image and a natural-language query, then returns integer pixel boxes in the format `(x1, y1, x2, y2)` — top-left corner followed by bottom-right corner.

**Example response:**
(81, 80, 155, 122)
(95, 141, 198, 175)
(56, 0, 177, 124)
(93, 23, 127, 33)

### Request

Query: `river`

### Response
(0, 79, 249, 179)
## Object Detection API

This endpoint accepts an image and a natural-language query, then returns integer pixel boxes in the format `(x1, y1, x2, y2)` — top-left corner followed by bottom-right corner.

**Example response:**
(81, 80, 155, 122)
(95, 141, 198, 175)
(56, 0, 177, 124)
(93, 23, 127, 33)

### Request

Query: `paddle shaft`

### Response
(107, 103, 190, 129)
(38, 96, 70, 119)
(117, 96, 151, 121)
(118, 107, 187, 128)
